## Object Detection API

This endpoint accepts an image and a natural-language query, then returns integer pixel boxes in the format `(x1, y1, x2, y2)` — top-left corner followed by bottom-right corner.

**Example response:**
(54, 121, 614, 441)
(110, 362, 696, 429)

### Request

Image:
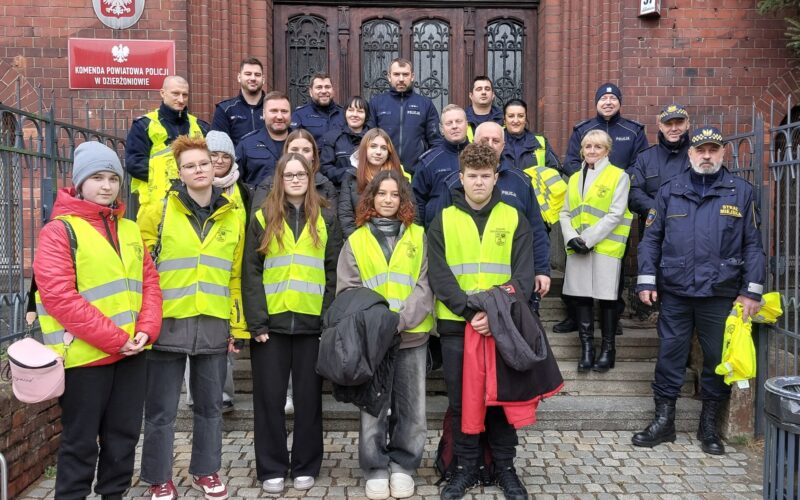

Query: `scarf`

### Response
(212, 162, 241, 196)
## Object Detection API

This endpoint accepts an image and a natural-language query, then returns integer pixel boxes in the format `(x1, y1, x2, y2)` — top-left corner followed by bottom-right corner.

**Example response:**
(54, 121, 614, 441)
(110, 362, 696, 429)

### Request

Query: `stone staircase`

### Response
(176, 275, 702, 433)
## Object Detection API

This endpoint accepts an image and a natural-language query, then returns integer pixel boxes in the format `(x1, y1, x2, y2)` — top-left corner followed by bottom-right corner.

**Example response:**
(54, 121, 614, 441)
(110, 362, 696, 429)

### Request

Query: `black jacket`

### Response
(211, 91, 266, 146)
(628, 131, 691, 220)
(317, 287, 401, 417)
(241, 202, 342, 336)
(338, 168, 361, 238)
(319, 127, 366, 186)
(250, 172, 338, 215)
(427, 187, 535, 335)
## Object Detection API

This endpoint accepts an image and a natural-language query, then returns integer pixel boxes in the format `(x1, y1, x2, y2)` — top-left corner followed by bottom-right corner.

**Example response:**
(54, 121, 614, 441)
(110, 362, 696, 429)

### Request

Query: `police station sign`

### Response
(68, 38, 175, 90)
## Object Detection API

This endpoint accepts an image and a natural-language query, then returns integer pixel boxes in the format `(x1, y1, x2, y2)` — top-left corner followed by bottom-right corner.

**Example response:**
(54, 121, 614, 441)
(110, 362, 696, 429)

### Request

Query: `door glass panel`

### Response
(361, 19, 401, 101)
(287, 14, 329, 106)
(486, 19, 524, 106)
(412, 19, 450, 112)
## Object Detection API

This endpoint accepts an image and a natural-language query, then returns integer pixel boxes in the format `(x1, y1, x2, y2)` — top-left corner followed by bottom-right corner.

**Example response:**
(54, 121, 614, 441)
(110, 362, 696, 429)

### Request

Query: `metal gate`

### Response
(0, 79, 128, 346)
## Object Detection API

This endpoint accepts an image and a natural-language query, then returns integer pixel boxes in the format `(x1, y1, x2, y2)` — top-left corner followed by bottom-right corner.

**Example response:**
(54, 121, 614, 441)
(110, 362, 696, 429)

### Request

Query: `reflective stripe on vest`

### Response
(532, 134, 546, 168)
(130, 110, 203, 210)
(156, 193, 239, 319)
(349, 223, 433, 334)
(35, 216, 145, 368)
(566, 164, 633, 259)
(256, 209, 328, 316)
(525, 164, 568, 225)
(435, 202, 518, 321)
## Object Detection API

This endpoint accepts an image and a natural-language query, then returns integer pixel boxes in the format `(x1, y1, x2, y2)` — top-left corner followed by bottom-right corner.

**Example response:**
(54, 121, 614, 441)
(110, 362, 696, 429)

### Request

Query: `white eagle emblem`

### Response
(111, 44, 130, 63)
(103, 0, 133, 17)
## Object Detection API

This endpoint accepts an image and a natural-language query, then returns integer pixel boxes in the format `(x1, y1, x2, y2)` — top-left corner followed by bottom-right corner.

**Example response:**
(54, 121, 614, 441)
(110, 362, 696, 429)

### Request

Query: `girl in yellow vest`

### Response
(336, 169, 433, 500)
(242, 153, 343, 494)
(559, 129, 632, 374)
(33, 141, 163, 499)
(339, 128, 408, 237)
(137, 135, 246, 500)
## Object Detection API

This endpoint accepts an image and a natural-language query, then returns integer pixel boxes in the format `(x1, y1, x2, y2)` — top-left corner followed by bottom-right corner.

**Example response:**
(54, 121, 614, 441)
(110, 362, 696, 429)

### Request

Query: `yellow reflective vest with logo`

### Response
(130, 110, 203, 216)
(566, 164, 633, 259)
(256, 209, 328, 316)
(35, 216, 145, 368)
(349, 223, 433, 333)
(522, 135, 567, 225)
(435, 202, 518, 321)
(154, 192, 243, 322)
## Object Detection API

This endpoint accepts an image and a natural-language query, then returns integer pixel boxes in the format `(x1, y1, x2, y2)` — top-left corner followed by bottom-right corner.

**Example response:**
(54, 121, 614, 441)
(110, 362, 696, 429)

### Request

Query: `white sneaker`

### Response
(365, 478, 390, 500)
(262, 477, 284, 494)
(293, 475, 314, 490)
(285, 395, 294, 414)
(389, 472, 415, 498)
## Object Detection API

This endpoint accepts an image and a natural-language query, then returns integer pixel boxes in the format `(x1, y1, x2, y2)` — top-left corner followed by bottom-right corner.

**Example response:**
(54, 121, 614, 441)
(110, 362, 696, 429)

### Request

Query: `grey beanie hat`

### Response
(72, 141, 124, 189)
(206, 130, 236, 158)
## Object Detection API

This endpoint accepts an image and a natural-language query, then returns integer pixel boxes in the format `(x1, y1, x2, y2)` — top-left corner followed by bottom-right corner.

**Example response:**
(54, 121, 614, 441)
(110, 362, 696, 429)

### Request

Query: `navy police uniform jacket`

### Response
(411, 139, 468, 229)
(211, 92, 265, 146)
(466, 105, 503, 129)
(319, 126, 367, 186)
(367, 88, 441, 174)
(125, 102, 209, 181)
(628, 132, 691, 219)
(501, 130, 564, 175)
(290, 101, 345, 144)
(636, 167, 765, 301)
(441, 164, 551, 277)
(235, 129, 286, 186)
(565, 112, 648, 176)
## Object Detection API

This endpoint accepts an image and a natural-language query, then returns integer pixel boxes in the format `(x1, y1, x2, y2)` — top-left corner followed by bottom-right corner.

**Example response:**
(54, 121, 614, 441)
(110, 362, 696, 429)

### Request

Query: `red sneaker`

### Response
(192, 473, 229, 500)
(149, 480, 178, 500)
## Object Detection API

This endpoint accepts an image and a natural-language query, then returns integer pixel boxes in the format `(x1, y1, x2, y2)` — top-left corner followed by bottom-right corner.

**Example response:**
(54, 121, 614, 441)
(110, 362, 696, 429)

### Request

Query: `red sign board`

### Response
(68, 38, 175, 90)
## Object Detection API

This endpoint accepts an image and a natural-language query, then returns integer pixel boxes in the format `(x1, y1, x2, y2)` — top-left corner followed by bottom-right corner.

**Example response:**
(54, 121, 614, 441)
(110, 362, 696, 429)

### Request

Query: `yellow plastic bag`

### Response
(752, 291, 783, 324)
(715, 303, 756, 385)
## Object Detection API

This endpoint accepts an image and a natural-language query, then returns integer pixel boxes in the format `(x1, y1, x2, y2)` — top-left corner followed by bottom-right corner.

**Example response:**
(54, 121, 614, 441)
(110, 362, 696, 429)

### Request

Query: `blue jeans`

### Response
(359, 344, 428, 480)
(140, 350, 226, 484)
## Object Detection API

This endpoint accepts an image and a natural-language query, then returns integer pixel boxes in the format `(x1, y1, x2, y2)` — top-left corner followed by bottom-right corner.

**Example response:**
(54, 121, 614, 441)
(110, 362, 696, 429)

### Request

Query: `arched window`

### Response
(486, 19, 524, 106)
(413, 19, 450, 112)
(287, 14, 329, 106)
(361, 19, 401, 101)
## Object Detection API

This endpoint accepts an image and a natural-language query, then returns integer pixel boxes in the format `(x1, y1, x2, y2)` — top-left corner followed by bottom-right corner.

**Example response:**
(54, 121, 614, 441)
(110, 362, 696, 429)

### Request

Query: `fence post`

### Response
(41, 106, 57, 223)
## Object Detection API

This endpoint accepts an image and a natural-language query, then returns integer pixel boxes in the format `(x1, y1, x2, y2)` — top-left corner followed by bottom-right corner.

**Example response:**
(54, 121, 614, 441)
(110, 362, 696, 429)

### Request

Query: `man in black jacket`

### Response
(428, 143, 534, 500)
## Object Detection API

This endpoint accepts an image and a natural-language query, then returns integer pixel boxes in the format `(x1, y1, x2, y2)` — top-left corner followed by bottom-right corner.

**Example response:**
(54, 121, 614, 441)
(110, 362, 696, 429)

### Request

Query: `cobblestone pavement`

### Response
(22, 429, 763, 499)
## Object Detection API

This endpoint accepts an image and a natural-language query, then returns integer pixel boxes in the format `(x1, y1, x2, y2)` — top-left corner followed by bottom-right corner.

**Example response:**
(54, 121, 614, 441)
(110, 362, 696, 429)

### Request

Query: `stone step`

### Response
(176, 394, 702, 433)
(547, 327, 660, 361)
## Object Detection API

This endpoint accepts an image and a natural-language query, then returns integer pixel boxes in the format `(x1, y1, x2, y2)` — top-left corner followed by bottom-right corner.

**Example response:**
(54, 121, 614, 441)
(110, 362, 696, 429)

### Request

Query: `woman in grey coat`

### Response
(559, 129, 632, 374)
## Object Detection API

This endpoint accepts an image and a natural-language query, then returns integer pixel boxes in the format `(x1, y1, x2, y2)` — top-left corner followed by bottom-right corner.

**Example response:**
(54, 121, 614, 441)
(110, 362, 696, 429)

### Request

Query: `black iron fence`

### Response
(0, 79, 128, 346)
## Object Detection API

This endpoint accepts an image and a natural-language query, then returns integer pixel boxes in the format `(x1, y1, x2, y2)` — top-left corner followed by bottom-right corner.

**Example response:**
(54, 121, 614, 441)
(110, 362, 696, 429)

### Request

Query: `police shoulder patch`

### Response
(645, 208, 657, 227)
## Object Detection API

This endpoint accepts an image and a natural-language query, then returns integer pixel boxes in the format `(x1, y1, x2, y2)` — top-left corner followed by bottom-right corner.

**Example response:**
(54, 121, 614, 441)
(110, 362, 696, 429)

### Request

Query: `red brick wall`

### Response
(538, 0, 798, 155)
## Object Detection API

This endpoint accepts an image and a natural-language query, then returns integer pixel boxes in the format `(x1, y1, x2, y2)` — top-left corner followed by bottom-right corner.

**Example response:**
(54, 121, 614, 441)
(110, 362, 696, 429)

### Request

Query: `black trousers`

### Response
(440, 334, 518, 465)
(251, 333, 323, 481)
(55, 354, 147, 499)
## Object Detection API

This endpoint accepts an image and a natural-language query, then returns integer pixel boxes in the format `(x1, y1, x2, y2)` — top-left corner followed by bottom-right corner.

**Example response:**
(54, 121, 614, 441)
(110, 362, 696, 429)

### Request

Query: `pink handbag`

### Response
(7, 337, 65, 403)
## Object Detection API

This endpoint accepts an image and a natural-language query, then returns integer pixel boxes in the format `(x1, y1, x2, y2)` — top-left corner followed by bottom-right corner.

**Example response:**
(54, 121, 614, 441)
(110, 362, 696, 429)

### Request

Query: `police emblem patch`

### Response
(645, 208, 657, 227)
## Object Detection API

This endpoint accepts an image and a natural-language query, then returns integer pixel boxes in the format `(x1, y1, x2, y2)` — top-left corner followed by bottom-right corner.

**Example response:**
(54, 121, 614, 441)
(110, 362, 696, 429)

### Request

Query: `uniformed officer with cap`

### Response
(632, 126, 765, 455)
(628, 103, 692, 234)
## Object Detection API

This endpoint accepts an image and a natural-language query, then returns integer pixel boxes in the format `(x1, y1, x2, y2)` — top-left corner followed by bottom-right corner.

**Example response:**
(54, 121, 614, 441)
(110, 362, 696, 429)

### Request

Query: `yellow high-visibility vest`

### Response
(349, 223, 433, 333)
(36, 216, 145, 368)
(131, 110, 203, 218)
(256, 209, 328, 316)
(435, 202, 518, 321)
(566, 163, 632, 259)
(156, 192, 240, 319)
(525, 165, 567, 225)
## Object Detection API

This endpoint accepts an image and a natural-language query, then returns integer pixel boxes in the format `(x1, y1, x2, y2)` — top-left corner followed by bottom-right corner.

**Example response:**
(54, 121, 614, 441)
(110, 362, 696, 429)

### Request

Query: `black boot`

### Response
(553, 316, 577, 333)
(494, 463, 529, 500)
(593, 304, 617, 372)
(441, 464, 481, 500)
(697, 399, 726, 455)
(576, 303, 595, 372)
(632, 397, 677, 447)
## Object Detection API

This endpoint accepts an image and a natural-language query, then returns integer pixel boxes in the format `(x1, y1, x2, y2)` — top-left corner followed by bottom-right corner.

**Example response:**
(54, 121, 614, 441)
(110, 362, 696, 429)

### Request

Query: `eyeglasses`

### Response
(210, 152, 233, 162)
(283, 172, 308, 181)
(180, 161, 213, 172)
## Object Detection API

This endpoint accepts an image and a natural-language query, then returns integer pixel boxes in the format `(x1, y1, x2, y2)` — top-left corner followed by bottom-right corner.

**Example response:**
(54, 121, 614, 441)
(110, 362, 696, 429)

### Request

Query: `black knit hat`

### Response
(595, 83, 622, 104)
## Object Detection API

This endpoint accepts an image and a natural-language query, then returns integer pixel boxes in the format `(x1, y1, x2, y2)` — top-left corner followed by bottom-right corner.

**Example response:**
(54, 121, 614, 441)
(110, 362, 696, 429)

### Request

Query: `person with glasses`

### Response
(137, 136, 246, 500)
(242, 153, 342, 495)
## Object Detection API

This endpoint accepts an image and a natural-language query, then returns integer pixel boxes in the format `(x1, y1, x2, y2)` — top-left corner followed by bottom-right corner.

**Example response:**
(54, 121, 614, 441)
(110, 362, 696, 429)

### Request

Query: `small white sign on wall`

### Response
(639, 0, 661, 17)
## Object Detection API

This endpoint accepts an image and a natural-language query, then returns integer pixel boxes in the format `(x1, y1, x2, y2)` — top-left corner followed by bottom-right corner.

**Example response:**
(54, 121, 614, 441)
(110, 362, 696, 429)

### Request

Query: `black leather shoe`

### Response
(441, 465, 480, 500)
(632, 397, 677, 447)
(553, 316, 577, 333)
(697, 399, 726, 455)
(494, 465, 529, 500)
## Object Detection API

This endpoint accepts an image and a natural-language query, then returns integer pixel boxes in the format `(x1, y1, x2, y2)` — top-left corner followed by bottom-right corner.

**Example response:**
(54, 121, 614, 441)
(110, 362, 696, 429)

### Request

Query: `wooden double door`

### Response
(273, 3, 537, 113)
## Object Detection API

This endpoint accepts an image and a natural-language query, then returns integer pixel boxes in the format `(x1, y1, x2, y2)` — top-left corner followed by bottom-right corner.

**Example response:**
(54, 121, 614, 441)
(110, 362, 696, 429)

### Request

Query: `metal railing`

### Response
(0, 78, 128, 346)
